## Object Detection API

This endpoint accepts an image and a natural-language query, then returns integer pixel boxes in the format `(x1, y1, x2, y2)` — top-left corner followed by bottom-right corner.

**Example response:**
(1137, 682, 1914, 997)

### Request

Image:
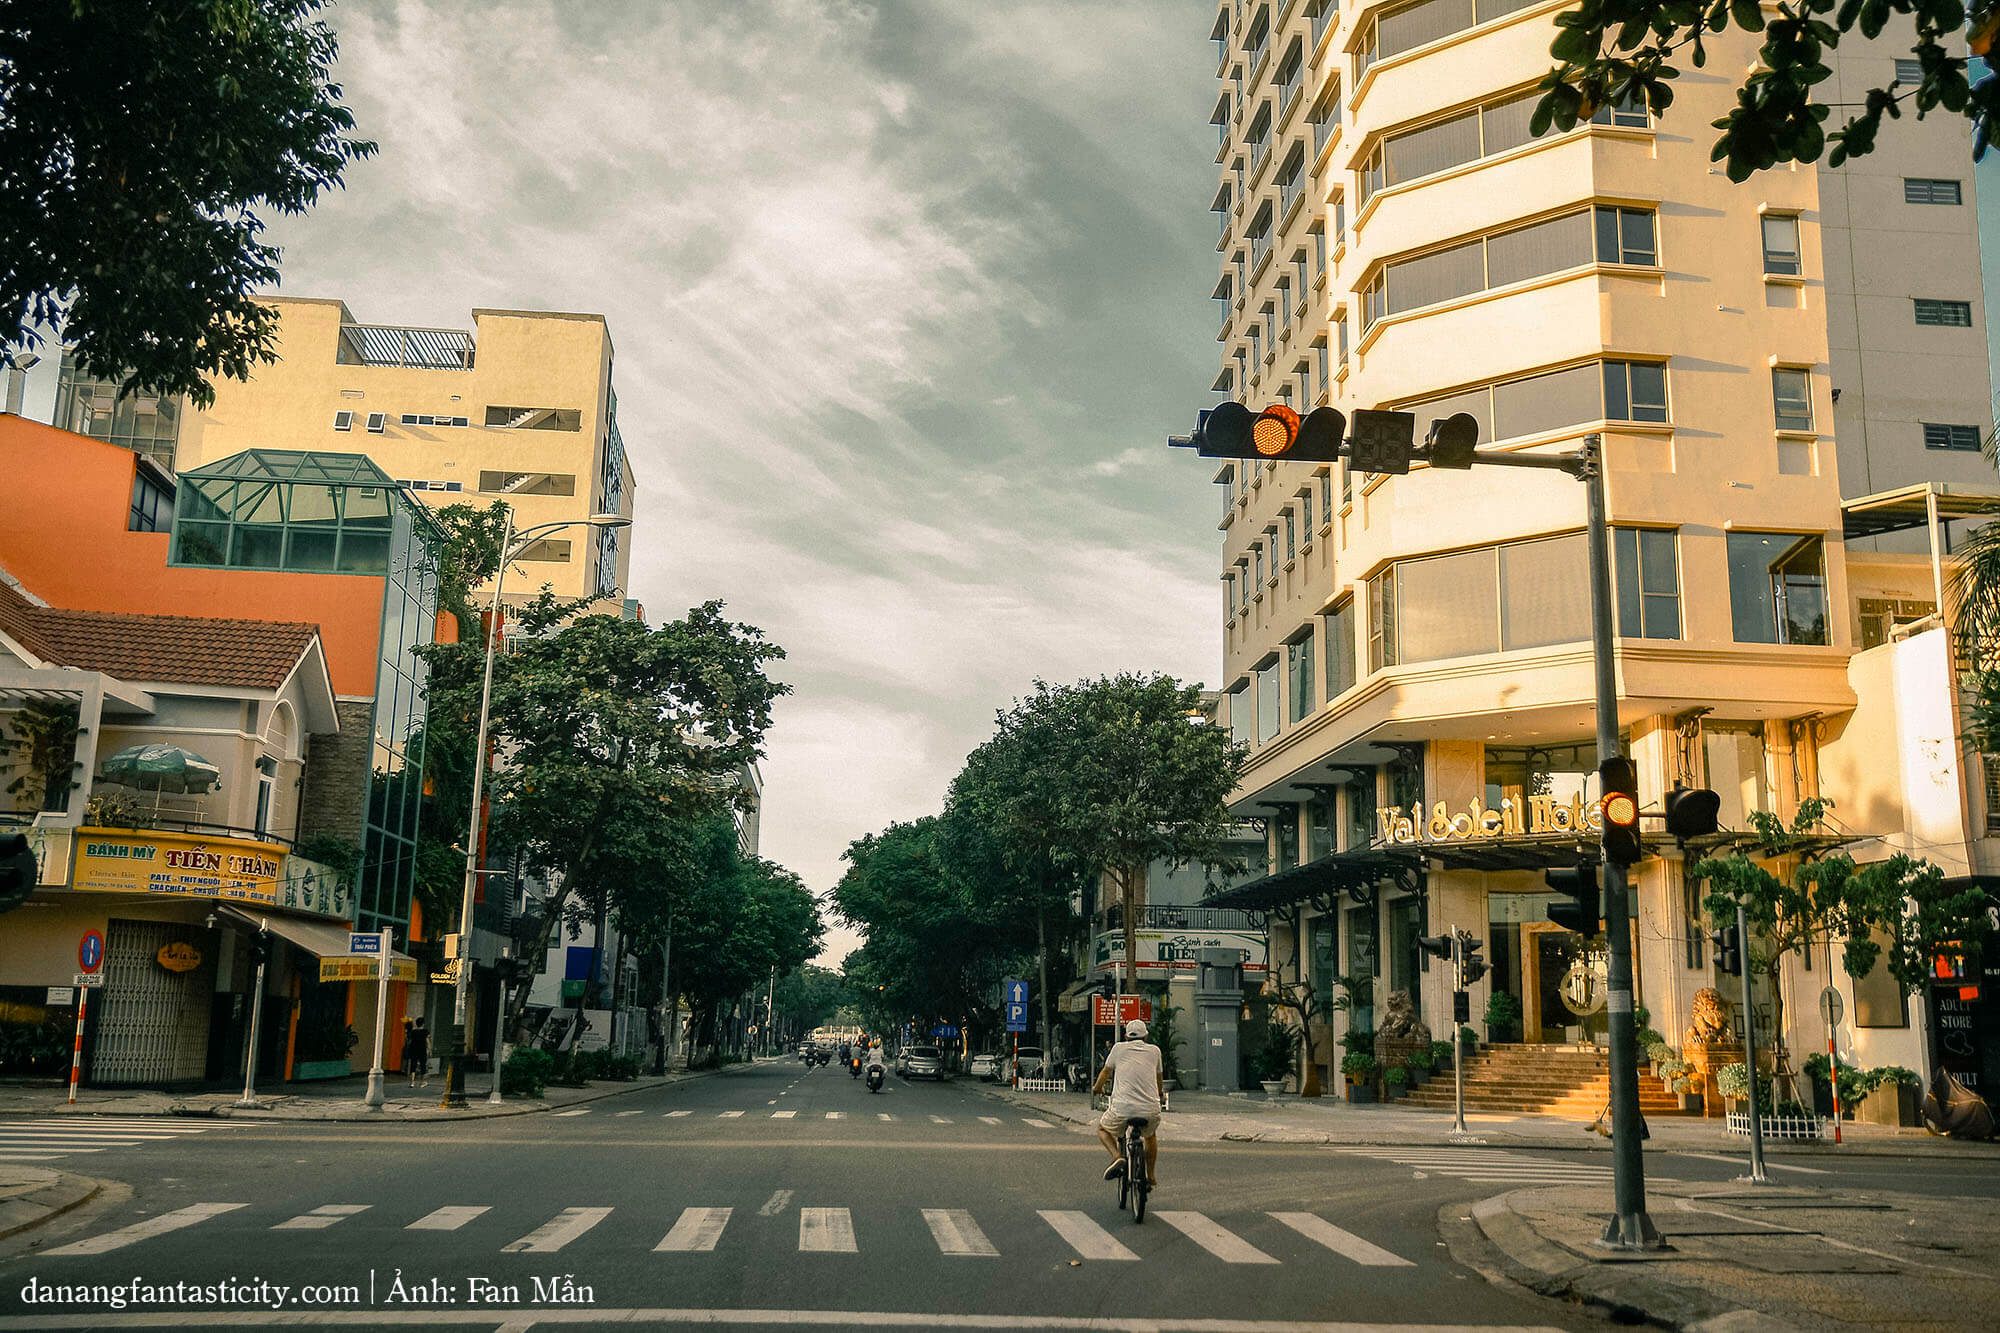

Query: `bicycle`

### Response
(1114, 1117, 1149, 1222)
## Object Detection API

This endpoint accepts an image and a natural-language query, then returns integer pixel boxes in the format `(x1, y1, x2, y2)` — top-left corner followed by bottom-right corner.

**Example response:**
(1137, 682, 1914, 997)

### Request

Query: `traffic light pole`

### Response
(1451, 936, 1467, 1136)
(1736, 901, 1770, 1184)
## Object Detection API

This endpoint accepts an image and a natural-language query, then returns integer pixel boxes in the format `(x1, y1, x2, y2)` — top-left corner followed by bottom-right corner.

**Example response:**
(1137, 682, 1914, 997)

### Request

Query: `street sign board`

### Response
(1092, 995, 1152, 1027)
(348, 932, 383, 955)
(46, 987, 74, 1005)
(318, 957, 418, 984)
(72, 973, 105, 988)
(1819, 985, 1844, 1031)
(561, 978, 587, 1000)
(77, 930, 104, 974)
(1004, 1001, 1027, 1032)
(1002, 979, 1028, 1007)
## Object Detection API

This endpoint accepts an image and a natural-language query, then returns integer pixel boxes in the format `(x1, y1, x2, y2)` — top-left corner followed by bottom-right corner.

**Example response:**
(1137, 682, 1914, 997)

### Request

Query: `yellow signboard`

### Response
(319, 957, 419, 983)
(1376, 795, 1605, 846)
(73, 827, 288, 905)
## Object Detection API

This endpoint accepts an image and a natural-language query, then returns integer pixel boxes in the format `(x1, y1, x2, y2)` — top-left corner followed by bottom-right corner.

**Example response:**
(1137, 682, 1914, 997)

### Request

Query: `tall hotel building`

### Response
(1200, 0, 2000, 1104)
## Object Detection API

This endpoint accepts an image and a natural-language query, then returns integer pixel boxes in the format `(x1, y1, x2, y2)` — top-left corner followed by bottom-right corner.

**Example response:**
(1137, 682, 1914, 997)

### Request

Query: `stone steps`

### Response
(1392, 1044, 1688, 1117)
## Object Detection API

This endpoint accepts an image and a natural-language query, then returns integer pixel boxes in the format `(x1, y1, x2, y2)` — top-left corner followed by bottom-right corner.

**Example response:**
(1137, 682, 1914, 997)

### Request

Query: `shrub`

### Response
(1337, 1028, 1374, 1057)
(1340, 1051, 1378, 1082)
(606, 1054, 641, 1081)
(1382, 1063, 1409, 1088)
(1406, 1045, 1435, 1072)
(1255, 1026, 1299, 1082)
(1429, 1039, 1455, 1066)
(501, 1048, 554, 1098)
(1483, 991, 1519, 1031)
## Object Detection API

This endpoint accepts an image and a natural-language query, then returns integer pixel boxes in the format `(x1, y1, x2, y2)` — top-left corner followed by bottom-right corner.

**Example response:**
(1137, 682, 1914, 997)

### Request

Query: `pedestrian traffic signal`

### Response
(1416, 934, 1453, 961)
(1598, 755, 1642, 866)
(1423, 413, 1481, 470)
(1710, 924, 1742, 976)
(1347, 409, 1416, 475)
(1192, 402, 1347, 462)
(1545, 862, 1602, 936)
(0, 834, 35, 915)
(1458, 935, 1488, 986)
(1664, 785, 1722, 842)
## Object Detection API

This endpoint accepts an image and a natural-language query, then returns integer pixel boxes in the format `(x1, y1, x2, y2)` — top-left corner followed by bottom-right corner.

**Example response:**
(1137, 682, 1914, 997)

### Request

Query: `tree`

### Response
(1535, 0, 2000, 182)
(424, 501, 511, 641)
(2, 0, 376, 405)
(984, 675, 1246, 993)
(417, 594, 788, 1042)
(2, 700, 78, 814)
(773, 965, 850, 1044)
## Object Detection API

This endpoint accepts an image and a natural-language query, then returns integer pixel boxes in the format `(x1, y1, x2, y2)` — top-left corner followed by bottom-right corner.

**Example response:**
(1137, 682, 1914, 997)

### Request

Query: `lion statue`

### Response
(1376, 989, 1431, 1044)
(1684, 987, 1732, 1045)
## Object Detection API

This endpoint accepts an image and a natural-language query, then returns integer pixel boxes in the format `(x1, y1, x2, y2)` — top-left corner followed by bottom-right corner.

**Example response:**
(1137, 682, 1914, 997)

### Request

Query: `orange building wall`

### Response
(0, 416, 389, 696)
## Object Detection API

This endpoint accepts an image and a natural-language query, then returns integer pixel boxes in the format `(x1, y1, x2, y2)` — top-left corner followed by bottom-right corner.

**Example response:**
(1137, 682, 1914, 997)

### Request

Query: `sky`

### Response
(269, 0, 1230, 965)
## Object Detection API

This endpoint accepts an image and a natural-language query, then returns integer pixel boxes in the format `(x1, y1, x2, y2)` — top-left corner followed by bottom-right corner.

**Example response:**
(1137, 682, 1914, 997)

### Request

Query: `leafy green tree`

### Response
(2, 700, 79, 814)
(983, 675, 1246, 992)
(424, 501, 511, 641)
(418, 595, 788, 1041)
(1536, 0, 2000, 181)
(2, 0, 375, 404)
(773, 965, 851, 1043)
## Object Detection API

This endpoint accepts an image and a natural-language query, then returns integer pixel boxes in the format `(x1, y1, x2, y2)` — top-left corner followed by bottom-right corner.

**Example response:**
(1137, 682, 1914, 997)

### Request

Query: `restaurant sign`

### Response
(69, 828, 352, 922)
(1093, 929, 1267, 974)
(1376, 795, 1604, 846)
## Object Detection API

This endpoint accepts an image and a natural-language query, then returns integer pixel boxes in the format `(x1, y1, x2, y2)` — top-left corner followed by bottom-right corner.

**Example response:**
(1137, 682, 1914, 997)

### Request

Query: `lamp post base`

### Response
(364, 1069, 386, 1111)
(1594, 1211, 1665, 1251)
(438, 1027, 469, 1109)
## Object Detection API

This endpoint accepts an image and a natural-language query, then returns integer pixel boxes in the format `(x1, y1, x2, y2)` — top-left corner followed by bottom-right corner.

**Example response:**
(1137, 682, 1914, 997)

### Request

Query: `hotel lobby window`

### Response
(1727, 532, 1828, 645)
(1484, 743, 1598, 814)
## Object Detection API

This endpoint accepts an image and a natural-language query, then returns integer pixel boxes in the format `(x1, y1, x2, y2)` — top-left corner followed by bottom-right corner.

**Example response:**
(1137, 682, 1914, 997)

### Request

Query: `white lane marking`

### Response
(407, 1205, 491, 1231)
(929, 1116, 953, 1124)
(552, 1109, 592, 1117)
(616, 1110, 645, 1117)
(1269, 1212, 1413, 1267)
(768, 1100, 778, 1105)
(1038, 1209, 1139, 1261)
(772, 1110, 797, 1119)
(758, 1190, 794, 1217)
(500, 1206, 614, 1253)
(825, 1112, 845, 1120)
(798, 1206, 857, 1253)
(1023, 1119, 1055, 1128)
(1156, 1210, 1279, 1264)
(655, 1206, 732, 1252)
(978, 1117, 1002, 1125)
(272, 1204, 369, 1230)
(0, 1152, 64, 1161)
(877, 1113, 894, 1121)
(922, 1208, 998, 1256)
(0, 1135, 148, 1144)
(664, 1110, 692, 1117)
(718, 1110, 744, 1118)
(45, 1202, 247, 1255)
(1676, 1151, 1831, 1176)
(0, 1144, 105, 1152)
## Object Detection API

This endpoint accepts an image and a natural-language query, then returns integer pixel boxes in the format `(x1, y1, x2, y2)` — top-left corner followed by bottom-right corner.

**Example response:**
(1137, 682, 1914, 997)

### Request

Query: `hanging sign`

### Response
(155, 942, 203, 973)
(1092, 995, 1152, 1026)
(1377, 796, 1605, 846)
(319, 957, 418, 983)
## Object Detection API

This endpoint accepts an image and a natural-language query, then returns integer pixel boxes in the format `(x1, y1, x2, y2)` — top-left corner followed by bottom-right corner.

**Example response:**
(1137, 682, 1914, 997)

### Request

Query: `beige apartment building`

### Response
(158, 298, 636, 605)
(1195, 0, 2000, 1109)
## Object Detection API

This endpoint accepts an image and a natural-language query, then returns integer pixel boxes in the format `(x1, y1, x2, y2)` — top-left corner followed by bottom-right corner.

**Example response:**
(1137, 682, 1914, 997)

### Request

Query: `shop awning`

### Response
(1057, 979, 1094, 1013)
(1203, 847, 1425, 914)
(221, 906, 419, 982)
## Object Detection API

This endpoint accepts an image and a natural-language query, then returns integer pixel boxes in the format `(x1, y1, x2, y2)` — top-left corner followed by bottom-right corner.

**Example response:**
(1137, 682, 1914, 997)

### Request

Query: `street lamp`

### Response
(441, 507, 632, 1108)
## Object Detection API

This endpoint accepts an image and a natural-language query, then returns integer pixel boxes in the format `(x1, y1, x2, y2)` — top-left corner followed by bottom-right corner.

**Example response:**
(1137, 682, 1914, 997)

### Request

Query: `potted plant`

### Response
(1381, 1062, 1409, 1100)
(1483, 991, 1519, 1044)
(1341, 1051, 1378, 1103)
(1255, 1027, 1296, 1095)
(1404, 1044, 1434, 1088)
(1152, 1001, 1184, 1092)
(1860, 1066, 1922, 1127)
(1429, 1038, 1455, 1072)
(1458, 1024, 1479, 1057)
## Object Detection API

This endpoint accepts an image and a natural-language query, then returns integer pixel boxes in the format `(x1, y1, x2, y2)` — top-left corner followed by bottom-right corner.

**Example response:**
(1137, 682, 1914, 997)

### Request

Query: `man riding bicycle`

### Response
(1092, 1018, 1164, 1187)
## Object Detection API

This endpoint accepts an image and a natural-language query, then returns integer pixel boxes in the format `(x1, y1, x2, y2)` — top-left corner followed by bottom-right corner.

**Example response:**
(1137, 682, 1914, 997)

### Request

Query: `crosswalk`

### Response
(1335, 1146, 1620, 1187)
(0, 1116, 249, 1165)
(41, 1197, 1416, 1269)
(544, 1106, 1062, 1129)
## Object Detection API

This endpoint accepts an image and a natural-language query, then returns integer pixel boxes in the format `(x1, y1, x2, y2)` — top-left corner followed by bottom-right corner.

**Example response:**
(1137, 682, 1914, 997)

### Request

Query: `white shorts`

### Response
(1099, 1107, 1159, 1133)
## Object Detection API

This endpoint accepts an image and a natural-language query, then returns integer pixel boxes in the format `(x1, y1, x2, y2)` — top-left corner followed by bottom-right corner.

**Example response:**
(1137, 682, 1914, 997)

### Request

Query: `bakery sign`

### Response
(1376, 795, 1605, 846)
(72, 828, 288, 907)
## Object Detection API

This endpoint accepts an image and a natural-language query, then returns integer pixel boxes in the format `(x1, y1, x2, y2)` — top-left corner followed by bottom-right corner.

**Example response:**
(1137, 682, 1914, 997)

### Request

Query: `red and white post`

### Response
(67, 987, 88, 1105)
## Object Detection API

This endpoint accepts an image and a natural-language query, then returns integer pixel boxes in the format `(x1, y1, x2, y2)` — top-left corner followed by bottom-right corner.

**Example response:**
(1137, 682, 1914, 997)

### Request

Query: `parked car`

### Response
(968, 1053, 1000, 1081)
(1003, 1047, 1045, 1084)
(895, 1048, 910, 1076)
(904, 1045, 945, 1080)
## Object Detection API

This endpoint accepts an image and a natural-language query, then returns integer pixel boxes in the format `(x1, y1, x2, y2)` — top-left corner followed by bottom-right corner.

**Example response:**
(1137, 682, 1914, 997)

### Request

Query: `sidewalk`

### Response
(981, 1082, 2000, 1158)
(1449, 1179, 2000, 1331)
(0, 1166, 100, 1242)
(0, 1056, 774, 1122)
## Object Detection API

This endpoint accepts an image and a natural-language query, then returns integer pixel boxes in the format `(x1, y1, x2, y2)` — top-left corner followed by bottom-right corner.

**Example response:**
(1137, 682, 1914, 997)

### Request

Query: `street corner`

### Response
(0, 1166, 104, 1243)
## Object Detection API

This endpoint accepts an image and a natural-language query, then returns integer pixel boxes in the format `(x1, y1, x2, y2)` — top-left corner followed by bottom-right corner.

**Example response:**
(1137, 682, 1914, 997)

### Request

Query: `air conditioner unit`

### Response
(333, 410, 353, 431)
(366, 412, 387, 433)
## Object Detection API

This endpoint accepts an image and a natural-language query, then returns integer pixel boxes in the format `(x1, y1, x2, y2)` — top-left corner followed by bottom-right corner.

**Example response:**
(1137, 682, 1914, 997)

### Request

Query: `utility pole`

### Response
(1451, 932, 1467, 1136)
(1737, 901, 1770, 1184)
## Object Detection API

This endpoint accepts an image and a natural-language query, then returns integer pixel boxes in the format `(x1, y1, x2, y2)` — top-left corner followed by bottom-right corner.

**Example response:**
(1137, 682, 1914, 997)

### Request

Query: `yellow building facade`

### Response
(1202, 0, 1999, 1106)
(174, 298, 637, 606)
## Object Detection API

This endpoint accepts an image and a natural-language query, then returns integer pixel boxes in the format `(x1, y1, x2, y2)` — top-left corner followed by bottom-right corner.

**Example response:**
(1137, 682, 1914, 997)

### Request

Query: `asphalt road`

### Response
(3, 1058, 1996, 1332)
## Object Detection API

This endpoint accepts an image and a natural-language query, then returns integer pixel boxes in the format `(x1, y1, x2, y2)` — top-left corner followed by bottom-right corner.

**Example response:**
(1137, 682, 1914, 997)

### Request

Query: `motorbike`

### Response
(849, 1055, 863, 1078)
(865, 1063, 884, 1093)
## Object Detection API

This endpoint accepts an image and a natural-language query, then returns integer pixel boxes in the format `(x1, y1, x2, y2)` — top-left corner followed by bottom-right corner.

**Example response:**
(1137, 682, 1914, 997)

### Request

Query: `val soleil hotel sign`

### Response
(1376, 795, 1605, 846)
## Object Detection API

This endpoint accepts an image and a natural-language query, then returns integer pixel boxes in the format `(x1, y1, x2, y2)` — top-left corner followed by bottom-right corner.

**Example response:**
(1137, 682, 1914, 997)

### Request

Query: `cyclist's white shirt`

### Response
(1103, 1040, 1163, 1119)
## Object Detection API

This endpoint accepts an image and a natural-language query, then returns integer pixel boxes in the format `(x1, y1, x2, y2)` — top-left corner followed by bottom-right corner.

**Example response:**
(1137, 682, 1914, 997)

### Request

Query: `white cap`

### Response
(1124, 1019, 1148, 1039)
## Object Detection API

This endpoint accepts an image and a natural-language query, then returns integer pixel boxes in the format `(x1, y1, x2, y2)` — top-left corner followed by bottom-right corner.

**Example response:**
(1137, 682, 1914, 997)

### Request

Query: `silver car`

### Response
(904, 1045, 945, 1080)
(969, 1053, 1000, 1081)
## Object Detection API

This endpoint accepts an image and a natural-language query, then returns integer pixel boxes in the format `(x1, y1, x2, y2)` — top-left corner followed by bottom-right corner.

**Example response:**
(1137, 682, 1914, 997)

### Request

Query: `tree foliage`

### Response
(1537, 0, 2000, 181)
(1, 0, 376, 404)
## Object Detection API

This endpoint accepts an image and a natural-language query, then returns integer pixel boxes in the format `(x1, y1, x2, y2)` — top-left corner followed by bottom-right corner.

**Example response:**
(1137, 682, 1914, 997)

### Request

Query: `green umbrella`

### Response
(99, 744, 222, 795)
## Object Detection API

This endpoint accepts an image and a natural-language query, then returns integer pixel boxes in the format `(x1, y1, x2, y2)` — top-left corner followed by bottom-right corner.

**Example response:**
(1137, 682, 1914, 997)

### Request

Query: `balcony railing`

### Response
(1279, 172, 1303, 218)
(1280, 66, 1302, 117)
(1098, 903, 1262, 932)
(337, 323, 476, 370)
(1312, 0, 1335, 46)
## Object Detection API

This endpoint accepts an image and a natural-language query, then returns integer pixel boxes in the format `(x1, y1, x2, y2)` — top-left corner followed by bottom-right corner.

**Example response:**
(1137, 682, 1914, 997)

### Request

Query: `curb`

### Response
(0, 1172, 103, 1243)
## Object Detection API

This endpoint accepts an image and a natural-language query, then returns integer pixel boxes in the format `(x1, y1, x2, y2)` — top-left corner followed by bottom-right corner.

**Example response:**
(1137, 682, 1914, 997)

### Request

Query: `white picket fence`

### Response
(1016, 1077, 1068, 1093)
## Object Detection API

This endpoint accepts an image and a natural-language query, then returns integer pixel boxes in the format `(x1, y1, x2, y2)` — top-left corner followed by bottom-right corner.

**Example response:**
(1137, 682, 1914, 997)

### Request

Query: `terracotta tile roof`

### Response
(0, 579, 320, 689)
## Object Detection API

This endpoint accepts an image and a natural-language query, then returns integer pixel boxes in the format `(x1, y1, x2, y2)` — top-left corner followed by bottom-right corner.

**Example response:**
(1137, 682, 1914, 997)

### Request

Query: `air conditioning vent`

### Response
(333, 410, 354, 432)
(365, 412, 387, 433)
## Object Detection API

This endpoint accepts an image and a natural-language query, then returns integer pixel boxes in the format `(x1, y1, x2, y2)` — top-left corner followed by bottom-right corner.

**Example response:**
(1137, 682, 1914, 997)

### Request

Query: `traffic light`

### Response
(1458, 935, 1488, 986)
(1710, 924, 1742, 976)
(250, 928, 273, 969)
(1347, 409, 1416, 475)
(0, 834, 35, 915)
(1598, 755, 1642, 867)
(1193, 402, 1347, 463)
(1545, 862, 1602, 936)
(1416, 934, 1453, 962)
(1664, 786, 1722, 842)
(1423, 413, 1481, 470)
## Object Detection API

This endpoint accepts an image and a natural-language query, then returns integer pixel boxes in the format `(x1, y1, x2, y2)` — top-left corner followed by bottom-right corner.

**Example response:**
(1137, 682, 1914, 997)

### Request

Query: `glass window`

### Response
(1257, 660, 1281, 742)
(1345, 904, 1378, 1032)
(1308, 912, 1340, 1008)
(1368, 568, 1397, 670)
(1772, 368, 1813, 431)
(1306, 798, 1336, 862)
(1727, 532, 1828, 645)
(1494, 363, 1599, 438)
(1894, 57, 1924, 83)
(1299, 488, 1314, 533)
(1397, 546, 1500, 661)
(1275, 806, 1301, 871)
(1484, 209, 1592, 286)
(1230, 683, 1255, 749)
(1382, 238, 1484, 317)
(1389, 896, 1424, 1022)
(1375, 0, 1473, 61)
(1588, 91, 1650, 127)
(1903, 177, 1962, 205)
(1284, 509, 1297, 559)
(1288, 633, 1316, 722)
(1602, 360, 1669, 422)
(1594, 206, 1657, 265)
(1325, 600, 1356, 699)
(1342, 770, 1375, 850)
(1479, 91, 1539, 155)
(1914, 298, 1973, 327)
(1384, 110, 1480, 187)
(1614, 527, 1681, 639)
(1498, 533, 1588, 650)
(1761, 215, 1801, 275)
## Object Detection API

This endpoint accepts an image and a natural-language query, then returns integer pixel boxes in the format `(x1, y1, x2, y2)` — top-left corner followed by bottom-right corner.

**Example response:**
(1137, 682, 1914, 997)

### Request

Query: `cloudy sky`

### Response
(263, 0, 1229, 963)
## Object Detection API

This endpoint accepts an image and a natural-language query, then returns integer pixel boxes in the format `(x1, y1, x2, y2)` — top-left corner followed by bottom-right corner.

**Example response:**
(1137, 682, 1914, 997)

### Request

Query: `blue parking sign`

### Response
(1004, 1002, 1027, 1032)
(1003, 979, 1027, 1006)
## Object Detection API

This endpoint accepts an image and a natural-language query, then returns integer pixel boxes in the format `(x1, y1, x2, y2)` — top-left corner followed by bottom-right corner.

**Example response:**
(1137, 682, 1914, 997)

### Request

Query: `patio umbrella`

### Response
(98, 744, 223, 795)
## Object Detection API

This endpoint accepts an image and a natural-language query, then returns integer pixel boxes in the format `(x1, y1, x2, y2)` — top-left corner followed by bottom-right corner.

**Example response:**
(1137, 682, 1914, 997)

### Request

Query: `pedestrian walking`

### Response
(402, 1018, 429, 1088)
